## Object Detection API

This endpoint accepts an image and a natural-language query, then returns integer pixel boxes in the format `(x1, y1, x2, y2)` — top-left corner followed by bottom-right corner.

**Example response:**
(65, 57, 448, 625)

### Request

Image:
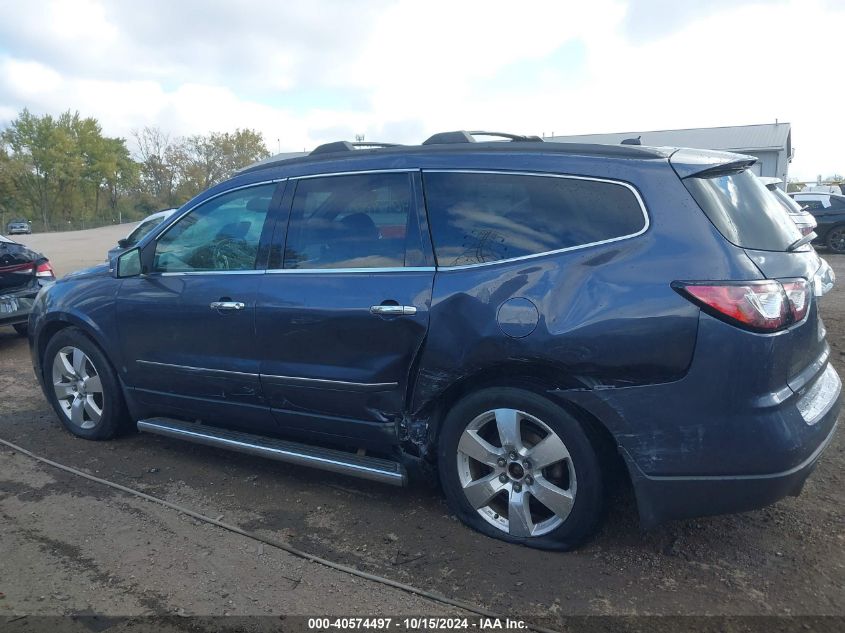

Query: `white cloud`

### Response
(0, 0, 842, 178)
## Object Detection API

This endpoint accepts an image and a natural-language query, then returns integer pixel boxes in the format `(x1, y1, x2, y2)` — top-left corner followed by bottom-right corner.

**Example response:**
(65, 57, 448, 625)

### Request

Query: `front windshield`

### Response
(126, 216, 166, 246)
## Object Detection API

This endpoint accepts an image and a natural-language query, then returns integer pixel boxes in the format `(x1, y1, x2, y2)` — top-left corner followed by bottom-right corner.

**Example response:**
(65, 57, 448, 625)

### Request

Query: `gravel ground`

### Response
(0, 228, 843, 627)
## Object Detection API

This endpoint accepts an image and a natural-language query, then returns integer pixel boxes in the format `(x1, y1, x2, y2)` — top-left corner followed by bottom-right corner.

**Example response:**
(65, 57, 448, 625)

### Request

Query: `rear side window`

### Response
(422, 172, 647, 267)
(684, 170, 801, 251)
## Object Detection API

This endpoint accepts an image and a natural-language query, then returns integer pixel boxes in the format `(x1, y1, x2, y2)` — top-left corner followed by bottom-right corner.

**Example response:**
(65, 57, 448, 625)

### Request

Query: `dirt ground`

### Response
(0, 226, 843, 627)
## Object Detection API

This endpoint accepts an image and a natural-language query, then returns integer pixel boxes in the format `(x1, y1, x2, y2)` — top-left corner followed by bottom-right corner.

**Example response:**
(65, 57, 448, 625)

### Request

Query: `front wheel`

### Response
(826, 225, 845, 254)
(43, 327, 129, 440)
(438, 388, 604, 550)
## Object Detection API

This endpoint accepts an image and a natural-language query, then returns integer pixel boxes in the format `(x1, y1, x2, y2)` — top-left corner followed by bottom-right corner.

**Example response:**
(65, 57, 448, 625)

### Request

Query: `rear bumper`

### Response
(0, 287, 37, 326)
(556, 308, 842, 528)
(626, 412, 839, 529)
(617, 358, 842, 529)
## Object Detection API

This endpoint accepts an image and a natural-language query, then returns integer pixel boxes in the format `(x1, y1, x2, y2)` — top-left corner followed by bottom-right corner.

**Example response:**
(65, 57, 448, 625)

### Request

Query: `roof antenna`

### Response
(621, 136, 642, 146)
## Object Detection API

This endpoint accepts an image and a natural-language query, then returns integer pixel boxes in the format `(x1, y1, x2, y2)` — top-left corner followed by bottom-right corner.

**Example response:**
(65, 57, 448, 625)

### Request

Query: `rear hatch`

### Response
(671, 150, 827, 383)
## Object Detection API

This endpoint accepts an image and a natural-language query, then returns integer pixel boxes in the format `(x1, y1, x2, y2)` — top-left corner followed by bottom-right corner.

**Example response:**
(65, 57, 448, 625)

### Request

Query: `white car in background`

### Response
(107, 209, 176, 262)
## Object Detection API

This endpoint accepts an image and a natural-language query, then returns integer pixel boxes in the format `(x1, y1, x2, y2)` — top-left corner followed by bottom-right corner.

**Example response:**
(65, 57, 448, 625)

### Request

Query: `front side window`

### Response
(422, 172, 647, 267)
(154, 183, 276, 272)
(283, 173, 413, 269)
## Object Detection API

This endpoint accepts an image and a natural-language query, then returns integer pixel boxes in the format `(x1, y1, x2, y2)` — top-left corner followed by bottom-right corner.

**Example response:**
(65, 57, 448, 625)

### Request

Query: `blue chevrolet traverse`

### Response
(28, 131, 841, 549)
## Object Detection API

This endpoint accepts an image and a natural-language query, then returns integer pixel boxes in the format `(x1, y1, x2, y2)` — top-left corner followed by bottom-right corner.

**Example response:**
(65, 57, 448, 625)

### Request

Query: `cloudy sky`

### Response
(0, 0, 843, 179)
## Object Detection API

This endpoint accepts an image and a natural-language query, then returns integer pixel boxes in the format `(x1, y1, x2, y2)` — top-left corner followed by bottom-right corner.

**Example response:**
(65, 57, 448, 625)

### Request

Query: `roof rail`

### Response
(309, 141, 400, 156)
(422, 130, 543, 145)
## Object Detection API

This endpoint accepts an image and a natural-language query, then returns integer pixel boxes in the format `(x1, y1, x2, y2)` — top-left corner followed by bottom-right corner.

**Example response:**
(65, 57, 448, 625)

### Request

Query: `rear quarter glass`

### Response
(684, 170, 801, 251)
(422, 171, 646, 267)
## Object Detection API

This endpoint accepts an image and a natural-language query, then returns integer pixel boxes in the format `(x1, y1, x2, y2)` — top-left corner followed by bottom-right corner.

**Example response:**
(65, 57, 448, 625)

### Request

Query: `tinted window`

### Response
(283, 173, 413, 269)
(684, 170, 801, 251)
(422, 172, 646, 266)
(154, 183, 275, 272)
(796, 199, 824, 211)
(127, 216, 165, 246)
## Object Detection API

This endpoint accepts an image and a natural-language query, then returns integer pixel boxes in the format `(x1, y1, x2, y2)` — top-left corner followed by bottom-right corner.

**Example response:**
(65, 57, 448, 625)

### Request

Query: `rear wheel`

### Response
(438, 387, 603, 550)
(826, 225, 845, 254)
(13, 323, 27, 336)
(43, 327, 129, 440)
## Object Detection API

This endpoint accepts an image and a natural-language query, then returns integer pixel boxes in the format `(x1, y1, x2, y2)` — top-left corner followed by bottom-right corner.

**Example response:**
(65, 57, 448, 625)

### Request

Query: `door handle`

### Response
(370, 304, 417, 316)
(210, 301, 246, 311)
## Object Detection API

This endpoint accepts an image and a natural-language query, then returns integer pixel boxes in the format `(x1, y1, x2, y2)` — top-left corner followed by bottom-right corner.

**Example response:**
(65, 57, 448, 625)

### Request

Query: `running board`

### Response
(136, 418, 407, 487)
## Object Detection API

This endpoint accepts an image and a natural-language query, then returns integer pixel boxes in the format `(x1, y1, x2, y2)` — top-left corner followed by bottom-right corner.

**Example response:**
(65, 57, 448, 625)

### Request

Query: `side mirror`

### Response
(117, 238, 130, 248)
(115, 247, 142, 278)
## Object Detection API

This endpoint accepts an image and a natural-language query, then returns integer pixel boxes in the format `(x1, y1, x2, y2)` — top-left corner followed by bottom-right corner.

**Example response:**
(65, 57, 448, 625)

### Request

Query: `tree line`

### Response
(0, 108, 270, 232)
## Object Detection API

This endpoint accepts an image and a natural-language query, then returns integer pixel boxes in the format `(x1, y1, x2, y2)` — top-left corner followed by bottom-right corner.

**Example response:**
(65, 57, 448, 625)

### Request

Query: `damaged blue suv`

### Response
(29, 131, 841, 549)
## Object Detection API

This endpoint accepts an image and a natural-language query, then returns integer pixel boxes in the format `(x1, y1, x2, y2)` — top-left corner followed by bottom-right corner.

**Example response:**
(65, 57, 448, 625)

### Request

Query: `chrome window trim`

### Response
(137, 360, 259, 379)
(158, 269, 264, 277)
(423, 169, 651, 271)
(267, 266, 435, 275)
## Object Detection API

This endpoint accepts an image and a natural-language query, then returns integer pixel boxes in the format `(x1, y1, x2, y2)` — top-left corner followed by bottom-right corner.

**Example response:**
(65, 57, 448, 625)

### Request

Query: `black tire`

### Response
(43, 327, 130, 440)
(12, 322, 28, 336)
(825, 225, 845, 254)
(437, 387, 603, 550)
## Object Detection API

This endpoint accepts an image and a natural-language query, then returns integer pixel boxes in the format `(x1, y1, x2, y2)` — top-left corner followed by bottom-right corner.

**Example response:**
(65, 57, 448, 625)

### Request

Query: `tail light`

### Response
(673, 279, 810, 333)
(35, 261, 55, 279)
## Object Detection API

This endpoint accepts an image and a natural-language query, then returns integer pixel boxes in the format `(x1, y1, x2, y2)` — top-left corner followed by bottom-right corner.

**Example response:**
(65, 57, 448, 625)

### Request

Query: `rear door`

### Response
(255, 171, 434, 447)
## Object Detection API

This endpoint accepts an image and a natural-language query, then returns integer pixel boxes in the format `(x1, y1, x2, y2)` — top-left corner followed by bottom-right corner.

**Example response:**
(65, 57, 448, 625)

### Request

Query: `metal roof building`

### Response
(546, 122, 793, 183)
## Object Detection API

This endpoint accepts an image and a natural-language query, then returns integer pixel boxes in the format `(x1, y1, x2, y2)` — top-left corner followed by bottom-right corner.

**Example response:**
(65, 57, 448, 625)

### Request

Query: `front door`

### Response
(255, 171, 434, 447)
(117, 181, 282, 432)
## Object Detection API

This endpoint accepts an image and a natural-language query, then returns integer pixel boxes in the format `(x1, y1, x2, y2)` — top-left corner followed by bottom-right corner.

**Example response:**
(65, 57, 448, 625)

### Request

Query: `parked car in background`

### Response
(6, 219, 32, 235)
(0, 234, 55, 335)
(758, 177, 817, 237)
(106, 209, 176, 262)
(790, 192, 845, 253)
(28, 133, 841, 550)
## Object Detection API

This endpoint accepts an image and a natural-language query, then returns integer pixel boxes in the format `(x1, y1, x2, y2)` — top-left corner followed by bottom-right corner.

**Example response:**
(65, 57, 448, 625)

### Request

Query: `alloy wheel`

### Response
(828, 227, 845, 253)
(456, 408, 577, 537)
(51, 346, 104, 430)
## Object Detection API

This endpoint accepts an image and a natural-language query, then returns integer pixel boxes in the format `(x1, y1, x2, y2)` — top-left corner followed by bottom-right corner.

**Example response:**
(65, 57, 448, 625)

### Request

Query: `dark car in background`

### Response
(27, 133, 841, 550)
(790, 192, 845, 253)
(6, 219, 32, 235)
(1, 234, 55, 335)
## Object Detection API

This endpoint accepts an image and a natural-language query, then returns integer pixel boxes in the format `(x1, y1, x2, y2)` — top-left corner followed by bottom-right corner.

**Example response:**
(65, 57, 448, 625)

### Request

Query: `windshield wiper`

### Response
(787, 232, 816, 251)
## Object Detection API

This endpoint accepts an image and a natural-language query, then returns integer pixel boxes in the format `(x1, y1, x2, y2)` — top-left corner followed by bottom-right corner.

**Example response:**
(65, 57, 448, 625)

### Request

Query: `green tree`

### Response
(2, 109, 136, 231)
(172, 128, 269, 201)
(132, 126, 177, 206)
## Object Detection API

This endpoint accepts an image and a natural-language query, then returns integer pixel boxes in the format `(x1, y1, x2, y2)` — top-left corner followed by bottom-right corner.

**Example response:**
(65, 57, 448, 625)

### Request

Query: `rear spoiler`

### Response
(668, 147, 758, 179)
